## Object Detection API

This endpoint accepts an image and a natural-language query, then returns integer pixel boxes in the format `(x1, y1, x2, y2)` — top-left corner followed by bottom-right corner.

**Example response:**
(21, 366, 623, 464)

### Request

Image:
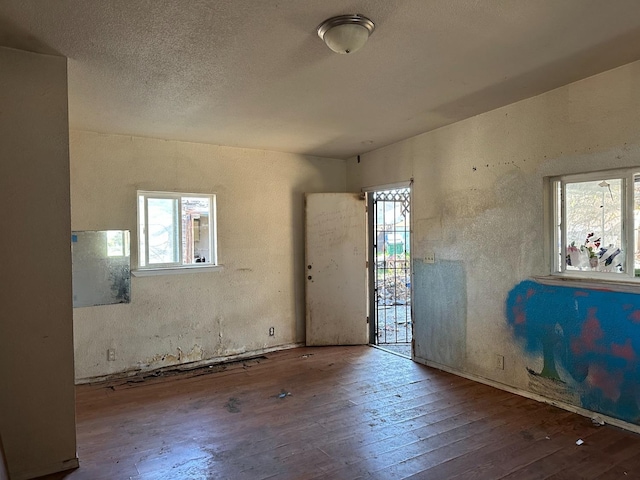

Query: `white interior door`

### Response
(305, 193, 367, 346)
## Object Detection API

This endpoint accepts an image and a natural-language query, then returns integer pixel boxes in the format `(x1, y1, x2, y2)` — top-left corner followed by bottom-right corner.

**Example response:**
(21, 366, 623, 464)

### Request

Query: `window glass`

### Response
(564, 179, 624, 274)
(137, 191, 217, 269)
(635, 178, 640, 275)
(181, 197, 211, 264)
(555, 180, 562, 271)
(138, 195, 146, 267)
(147, 197, 179, 265)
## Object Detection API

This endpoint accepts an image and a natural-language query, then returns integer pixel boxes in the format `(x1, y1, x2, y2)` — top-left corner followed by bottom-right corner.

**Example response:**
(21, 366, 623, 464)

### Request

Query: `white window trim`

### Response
(135, 190, 219, 274)
(132, 265, 223, 277)
(544, 167, 639, 285)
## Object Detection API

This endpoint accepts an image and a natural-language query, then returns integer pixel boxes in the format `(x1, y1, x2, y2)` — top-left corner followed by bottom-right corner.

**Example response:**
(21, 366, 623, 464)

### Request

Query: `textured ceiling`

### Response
(2, 1, 640, 159)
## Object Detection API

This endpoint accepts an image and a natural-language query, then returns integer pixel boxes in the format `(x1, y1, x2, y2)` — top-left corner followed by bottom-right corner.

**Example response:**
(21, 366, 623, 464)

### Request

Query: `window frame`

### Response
(548, 168, 637, 282)
(135, 190, 219, 275)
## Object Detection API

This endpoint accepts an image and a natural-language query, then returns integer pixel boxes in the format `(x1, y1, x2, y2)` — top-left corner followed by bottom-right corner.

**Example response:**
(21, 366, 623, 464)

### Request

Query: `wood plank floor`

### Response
(38, 346, 640, 480)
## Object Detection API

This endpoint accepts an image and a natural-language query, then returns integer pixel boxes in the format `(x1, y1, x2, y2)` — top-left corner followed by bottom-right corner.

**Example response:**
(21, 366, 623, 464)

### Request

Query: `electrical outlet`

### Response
(269, 327, 275, 337)
(425, 253, 435, 264)
(496, 354, 504, 370)
(107, 348, 116, 362)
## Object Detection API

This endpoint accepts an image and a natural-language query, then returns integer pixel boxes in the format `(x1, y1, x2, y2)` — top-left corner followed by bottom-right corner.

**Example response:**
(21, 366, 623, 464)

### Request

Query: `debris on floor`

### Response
(591, 416, 605, 427)
(377, 277, 411, 306)
(576, 439, 584, 446)
(277, 389, 292, 399)
(99, 355, 268, 390)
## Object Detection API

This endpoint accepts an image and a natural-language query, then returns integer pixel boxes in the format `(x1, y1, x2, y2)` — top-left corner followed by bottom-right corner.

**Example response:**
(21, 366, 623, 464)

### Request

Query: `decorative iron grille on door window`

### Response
(372, 188, 411, 346)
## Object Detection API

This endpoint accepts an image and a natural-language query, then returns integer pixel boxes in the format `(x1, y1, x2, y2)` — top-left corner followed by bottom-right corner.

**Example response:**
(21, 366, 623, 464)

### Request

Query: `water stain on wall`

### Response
(442, 188, 497, 219)
(143, 344, 204, 369)
(506, 280, 640, 425)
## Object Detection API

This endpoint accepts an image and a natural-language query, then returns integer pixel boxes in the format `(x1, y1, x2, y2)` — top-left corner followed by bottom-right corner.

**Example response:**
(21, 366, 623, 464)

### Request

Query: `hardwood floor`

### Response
(37, 346, 640, 480)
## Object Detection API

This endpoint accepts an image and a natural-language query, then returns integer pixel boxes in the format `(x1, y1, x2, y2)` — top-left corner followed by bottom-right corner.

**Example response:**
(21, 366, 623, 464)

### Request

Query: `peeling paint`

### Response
(142, 344, 204, 369)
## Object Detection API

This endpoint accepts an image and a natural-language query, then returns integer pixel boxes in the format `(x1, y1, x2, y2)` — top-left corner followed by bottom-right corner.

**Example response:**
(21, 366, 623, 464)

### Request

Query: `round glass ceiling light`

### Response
(317, 14, 375, 54)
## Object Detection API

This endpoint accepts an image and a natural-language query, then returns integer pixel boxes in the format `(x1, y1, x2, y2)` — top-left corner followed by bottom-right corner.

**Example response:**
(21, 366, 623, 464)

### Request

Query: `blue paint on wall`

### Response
(506, 280, 640, 425)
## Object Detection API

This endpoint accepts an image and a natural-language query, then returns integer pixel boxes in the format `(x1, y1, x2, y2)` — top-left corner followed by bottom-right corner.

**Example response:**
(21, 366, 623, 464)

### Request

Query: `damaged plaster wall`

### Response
(71, 131, 346, 381)
(346, 59, 640, 426)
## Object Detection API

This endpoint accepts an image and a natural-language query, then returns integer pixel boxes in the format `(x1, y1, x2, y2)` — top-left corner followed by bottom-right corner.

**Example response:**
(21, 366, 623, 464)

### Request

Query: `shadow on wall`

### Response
(506, 280, 640, 425)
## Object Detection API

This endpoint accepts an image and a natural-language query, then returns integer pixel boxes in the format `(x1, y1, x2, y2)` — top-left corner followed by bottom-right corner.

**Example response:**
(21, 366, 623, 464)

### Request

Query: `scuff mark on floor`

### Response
(225, 397, 241, 413)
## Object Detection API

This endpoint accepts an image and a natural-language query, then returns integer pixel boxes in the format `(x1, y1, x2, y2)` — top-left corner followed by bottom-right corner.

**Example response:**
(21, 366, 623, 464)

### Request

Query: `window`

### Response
(550, 169, 640, 280)
(137, 191, 217, 270)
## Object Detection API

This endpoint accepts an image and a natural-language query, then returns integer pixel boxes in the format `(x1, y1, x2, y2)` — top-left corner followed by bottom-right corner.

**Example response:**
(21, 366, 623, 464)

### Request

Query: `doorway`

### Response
(368, 186, 412, 357)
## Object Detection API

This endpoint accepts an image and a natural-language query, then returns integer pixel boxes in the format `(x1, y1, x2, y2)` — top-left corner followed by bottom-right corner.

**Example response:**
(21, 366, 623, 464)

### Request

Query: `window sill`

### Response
(533, 275, 640, 294)
(132, 265, 224, 277)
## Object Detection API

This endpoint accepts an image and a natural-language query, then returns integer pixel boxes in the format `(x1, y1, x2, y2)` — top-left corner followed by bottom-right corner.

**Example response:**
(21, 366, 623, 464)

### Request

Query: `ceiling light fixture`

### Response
(317, 14, 375, 54)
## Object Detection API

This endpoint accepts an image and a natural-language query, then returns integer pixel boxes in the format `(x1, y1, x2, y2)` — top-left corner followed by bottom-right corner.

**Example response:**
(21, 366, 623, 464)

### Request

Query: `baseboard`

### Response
(13, 456, 79, 480)
(414, 356, 640, 435)
(76, 342, 305, 385)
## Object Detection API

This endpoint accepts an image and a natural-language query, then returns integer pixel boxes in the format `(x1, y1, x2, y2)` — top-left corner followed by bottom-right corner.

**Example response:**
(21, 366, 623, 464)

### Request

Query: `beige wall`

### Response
(0, 47, 77, 479)
(347, 60, 640, 423)
(70, 131, 346, 381)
